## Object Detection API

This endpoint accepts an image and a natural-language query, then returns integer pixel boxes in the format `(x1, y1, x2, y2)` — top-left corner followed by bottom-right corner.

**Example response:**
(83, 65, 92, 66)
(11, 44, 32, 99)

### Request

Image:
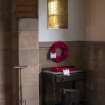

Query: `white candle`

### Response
(50, 52, 56, 59)
(63, 69, 70, 76)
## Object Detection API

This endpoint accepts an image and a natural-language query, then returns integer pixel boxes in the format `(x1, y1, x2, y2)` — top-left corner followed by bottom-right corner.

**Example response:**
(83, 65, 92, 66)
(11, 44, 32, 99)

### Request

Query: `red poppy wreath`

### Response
(49, 41, 69, 63)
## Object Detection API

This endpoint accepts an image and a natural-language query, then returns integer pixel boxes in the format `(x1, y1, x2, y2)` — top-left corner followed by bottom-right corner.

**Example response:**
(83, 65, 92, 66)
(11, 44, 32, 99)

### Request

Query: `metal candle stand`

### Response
(13, 65, 27, 105)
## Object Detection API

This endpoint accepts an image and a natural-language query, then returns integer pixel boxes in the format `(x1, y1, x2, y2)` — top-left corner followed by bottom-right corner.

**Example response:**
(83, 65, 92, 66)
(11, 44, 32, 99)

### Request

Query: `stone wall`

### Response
(19, 19, 39, 105)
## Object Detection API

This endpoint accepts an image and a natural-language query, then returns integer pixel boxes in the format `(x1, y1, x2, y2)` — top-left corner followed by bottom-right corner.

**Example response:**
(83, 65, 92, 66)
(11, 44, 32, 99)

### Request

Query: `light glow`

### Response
(48, 0, 58, 15)
(48, 0, 68, 29)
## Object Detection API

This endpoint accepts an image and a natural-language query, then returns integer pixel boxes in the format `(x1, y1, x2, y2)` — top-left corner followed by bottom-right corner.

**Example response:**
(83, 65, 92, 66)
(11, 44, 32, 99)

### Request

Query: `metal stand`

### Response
(13, 65, 27, 105)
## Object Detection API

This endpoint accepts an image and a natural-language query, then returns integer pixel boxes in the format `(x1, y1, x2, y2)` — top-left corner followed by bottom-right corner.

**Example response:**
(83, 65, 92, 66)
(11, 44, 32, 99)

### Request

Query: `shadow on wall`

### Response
(2, 17, 12, 105)
(81, 42, 105, 105)
(0, 0, 18, 104)
(2, 15, 13, 105)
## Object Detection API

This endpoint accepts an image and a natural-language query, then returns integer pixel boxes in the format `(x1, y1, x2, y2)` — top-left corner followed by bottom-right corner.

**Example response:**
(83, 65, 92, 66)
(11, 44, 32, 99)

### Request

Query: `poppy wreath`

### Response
(49, 41, 69, 63)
